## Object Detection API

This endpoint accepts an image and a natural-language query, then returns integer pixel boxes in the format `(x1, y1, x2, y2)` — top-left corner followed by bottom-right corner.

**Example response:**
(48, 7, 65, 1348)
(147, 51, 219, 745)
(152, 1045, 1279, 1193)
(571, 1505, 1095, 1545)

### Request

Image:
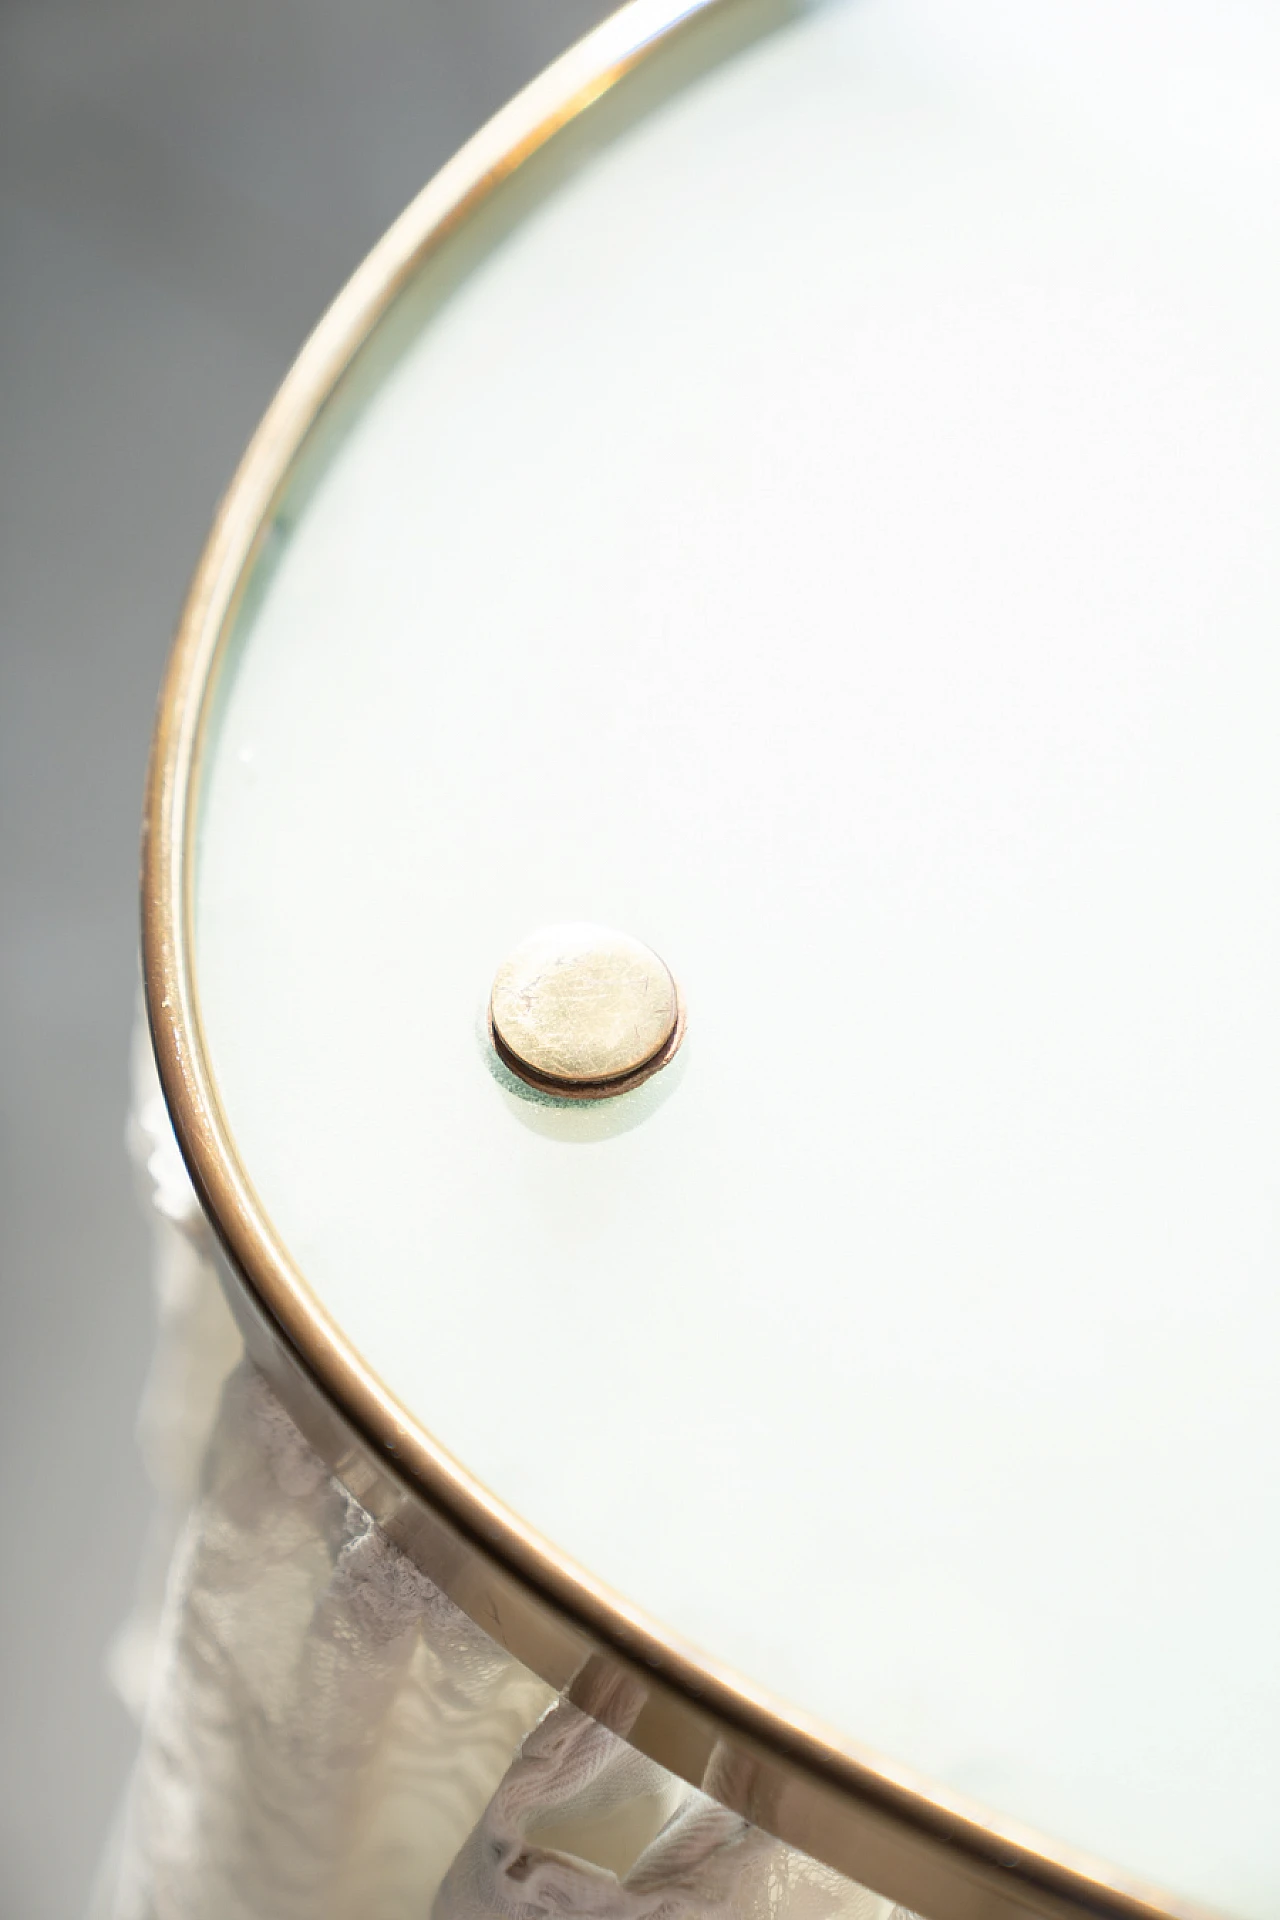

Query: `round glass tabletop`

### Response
(179, 2, 1280, 1914)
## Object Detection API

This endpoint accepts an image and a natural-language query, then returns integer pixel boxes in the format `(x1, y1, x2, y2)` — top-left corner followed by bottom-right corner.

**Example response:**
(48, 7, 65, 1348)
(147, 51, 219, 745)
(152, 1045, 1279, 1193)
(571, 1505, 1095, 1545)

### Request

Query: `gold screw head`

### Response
(489, 922, 684, 1100)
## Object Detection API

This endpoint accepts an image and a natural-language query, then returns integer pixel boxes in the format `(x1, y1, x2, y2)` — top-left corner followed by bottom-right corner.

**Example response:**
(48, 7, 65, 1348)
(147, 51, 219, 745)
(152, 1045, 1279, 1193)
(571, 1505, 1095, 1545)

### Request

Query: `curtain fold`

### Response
(96, 1031, 917, 1920)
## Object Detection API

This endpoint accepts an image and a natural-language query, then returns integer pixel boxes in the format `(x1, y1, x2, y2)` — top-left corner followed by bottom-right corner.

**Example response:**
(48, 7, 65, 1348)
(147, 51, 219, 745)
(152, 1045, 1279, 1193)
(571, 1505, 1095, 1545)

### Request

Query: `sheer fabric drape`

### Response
(94, 1030, 915, 1920)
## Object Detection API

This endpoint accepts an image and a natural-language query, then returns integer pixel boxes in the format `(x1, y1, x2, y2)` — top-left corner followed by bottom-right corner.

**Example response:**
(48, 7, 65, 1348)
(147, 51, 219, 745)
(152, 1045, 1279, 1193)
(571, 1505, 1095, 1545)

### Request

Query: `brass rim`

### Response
(140, 6, 1223, 1917)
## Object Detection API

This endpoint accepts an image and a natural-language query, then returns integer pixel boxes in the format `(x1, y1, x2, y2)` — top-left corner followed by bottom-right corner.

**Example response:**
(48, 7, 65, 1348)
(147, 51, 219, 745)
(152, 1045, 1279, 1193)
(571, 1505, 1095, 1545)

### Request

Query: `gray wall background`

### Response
(0, 5, 612, 1911)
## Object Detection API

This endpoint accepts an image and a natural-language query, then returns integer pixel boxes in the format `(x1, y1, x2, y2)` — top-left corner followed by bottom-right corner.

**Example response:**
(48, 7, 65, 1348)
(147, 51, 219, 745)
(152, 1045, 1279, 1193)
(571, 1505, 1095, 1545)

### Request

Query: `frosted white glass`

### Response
(195, 3, 1280, 1912)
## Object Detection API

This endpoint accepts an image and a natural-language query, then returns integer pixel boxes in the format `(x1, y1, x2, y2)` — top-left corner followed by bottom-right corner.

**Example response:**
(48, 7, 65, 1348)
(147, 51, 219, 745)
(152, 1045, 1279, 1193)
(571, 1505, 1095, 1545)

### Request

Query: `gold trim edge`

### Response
(139, 6, 1230, 1919)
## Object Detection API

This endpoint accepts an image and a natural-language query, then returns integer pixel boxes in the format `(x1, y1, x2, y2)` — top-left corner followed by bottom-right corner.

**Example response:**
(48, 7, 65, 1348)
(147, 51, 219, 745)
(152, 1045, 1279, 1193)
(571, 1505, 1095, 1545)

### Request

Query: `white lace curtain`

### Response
(93, 1028, 916, 1920)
